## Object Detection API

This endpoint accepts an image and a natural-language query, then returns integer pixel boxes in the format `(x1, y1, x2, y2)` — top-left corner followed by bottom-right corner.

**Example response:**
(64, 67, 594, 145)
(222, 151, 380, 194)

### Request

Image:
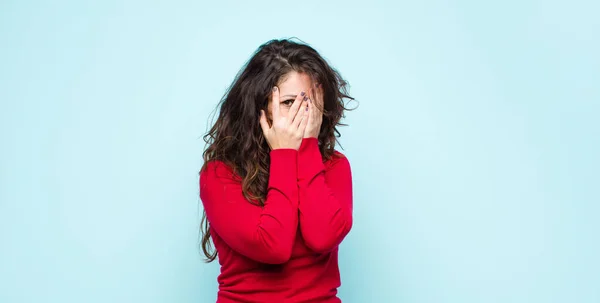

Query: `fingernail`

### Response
(300, 91, 305, 96)
(303, 96, 307, 101)
(272, 86, 277, 92)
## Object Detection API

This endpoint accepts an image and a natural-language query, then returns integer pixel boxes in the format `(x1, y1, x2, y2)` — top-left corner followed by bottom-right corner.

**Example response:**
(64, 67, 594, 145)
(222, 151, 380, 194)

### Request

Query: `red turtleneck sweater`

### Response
(199, 137, 353, 302)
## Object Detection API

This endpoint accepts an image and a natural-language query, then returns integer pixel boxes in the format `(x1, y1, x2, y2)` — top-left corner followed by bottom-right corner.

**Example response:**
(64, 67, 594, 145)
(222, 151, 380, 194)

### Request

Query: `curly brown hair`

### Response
(199, 38, 355, 262)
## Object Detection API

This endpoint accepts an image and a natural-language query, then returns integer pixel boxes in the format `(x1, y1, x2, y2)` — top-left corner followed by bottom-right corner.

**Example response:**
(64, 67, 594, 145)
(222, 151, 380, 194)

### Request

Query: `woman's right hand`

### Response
(259, 86, 309, 150)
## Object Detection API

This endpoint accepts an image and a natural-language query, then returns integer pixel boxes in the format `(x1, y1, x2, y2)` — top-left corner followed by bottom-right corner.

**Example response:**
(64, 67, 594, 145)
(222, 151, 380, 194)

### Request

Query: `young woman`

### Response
(199, 38, 355, 303)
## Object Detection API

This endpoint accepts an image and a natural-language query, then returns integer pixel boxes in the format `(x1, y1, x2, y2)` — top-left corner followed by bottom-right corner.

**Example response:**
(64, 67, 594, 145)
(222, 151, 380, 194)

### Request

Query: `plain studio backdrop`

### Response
(1, 0, 598, 302)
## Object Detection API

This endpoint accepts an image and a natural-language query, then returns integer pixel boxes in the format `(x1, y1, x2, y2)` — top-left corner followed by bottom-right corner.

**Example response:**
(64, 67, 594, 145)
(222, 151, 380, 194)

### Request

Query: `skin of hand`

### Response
(259, 86, 309, 150)
(304, 83, 324, 139)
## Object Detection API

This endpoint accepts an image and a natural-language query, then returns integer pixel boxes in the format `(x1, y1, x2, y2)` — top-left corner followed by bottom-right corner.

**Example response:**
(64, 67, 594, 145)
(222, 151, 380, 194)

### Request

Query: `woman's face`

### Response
(267, 71, 319, 121)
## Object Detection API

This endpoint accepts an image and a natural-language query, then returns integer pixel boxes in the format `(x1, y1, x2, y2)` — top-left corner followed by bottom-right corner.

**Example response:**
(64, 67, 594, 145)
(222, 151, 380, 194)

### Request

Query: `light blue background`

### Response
(1, 1, 598, 302)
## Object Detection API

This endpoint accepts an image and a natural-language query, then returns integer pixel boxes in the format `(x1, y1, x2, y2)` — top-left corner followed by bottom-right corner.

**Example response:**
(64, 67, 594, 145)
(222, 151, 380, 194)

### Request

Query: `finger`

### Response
(288, 91, 306, 123)
(293, 101, 308, 128)
(272, 86, 280, 120)
(309, 85, 317, 101)
(314, 98, 323, 125)
(299, 102, 310, 132)
(309, 83, 318, 103)
(306, 86, 317, 113)
(314, 84, 324, 113)
(307, 96, 316, 125)
(312, 88, 323, 117)
(259, 110, 270, 135)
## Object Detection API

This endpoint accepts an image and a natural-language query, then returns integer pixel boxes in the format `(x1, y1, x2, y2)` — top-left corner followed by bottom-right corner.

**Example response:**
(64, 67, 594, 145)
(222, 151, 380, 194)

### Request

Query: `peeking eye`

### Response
(282, 99, 294, 106)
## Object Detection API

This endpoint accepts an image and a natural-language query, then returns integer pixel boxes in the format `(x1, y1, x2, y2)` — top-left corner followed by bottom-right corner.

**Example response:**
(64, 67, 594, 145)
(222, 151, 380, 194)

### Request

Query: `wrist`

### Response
(299, 137, 319, 153)
(297, 137, 325, 180)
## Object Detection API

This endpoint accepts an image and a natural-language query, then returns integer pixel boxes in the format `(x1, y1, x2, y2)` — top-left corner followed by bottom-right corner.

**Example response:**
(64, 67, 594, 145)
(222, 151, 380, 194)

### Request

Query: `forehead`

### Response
(278, 71, 313, 94)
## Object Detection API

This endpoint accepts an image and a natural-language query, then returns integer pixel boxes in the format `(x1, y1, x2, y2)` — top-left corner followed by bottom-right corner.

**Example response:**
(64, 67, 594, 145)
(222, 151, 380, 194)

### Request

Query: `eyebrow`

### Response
(281, 94, 297, 99)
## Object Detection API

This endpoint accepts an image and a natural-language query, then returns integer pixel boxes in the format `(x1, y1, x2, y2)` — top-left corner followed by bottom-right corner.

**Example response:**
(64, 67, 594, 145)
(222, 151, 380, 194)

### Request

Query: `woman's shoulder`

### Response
(201, 159, 228, 174)
(333, 149, 346, 157)
(325, 149, 350, 168)
(200, 160, 241, 184)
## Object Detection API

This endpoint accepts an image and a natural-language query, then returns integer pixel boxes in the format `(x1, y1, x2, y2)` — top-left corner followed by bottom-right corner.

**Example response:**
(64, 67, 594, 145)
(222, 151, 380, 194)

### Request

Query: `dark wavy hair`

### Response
(199, 38, 356, 262)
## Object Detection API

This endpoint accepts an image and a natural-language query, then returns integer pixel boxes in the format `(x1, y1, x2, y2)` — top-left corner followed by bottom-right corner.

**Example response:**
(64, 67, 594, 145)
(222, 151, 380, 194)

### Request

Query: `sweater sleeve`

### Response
(199, 149, 299, 264)
(297, 138, 353, 253)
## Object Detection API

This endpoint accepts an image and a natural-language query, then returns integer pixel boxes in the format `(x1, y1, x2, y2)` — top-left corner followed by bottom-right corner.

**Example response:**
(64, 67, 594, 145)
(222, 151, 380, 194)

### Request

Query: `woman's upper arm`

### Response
(199, 150, 299, 264)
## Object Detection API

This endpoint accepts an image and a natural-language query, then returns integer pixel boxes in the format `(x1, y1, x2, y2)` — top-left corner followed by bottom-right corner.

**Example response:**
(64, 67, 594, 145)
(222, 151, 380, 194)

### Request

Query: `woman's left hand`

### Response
(304, 83, 323, 139)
